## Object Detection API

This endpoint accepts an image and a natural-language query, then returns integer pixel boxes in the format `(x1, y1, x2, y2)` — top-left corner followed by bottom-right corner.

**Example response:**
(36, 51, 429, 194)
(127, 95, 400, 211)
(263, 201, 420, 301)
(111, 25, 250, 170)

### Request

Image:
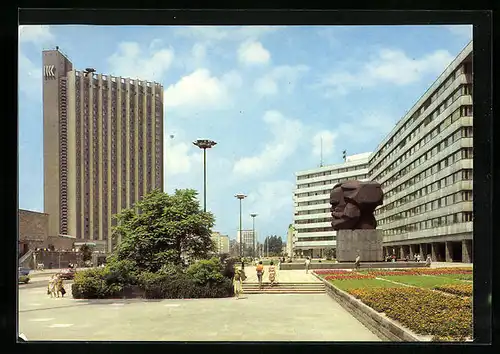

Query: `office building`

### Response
(369, 41, 473, 262)
(211, 232, 230, 254)
(293, 153, 371, 258)
(43, 48, 164, 252)
(237, 229, 257, 254)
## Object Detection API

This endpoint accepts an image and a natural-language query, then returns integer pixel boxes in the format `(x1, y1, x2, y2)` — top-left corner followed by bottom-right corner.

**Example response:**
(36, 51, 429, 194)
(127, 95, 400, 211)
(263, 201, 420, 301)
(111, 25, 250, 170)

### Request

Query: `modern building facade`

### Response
(293, 153, 371, 258)
(43, 48, 164, 252)
(211, 232, 230, 254)
(369, 41, 473, 263)
(237, 229, 256, 254)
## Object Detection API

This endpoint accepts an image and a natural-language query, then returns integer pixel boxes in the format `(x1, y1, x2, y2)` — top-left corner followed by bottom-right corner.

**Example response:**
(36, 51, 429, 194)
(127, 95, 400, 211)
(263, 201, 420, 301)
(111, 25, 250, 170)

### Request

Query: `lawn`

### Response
(330, 278, 405, 291)
(435, 273, 473, 281)
(378, 275, 466, 289)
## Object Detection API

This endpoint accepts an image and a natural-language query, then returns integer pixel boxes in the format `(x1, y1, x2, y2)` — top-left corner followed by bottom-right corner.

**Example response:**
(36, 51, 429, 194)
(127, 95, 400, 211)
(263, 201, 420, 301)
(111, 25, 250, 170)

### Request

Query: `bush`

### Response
(186, 257, 224, 285)
(105, 257, 139, 285)
(138, 270, 233, 299)
(348, 287, 472, 339)
(71, 267, 123, 299)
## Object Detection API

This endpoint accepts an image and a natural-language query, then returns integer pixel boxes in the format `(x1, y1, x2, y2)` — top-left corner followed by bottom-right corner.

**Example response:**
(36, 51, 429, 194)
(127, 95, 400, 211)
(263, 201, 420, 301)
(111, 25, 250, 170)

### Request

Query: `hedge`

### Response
(348, 287, 472, 340)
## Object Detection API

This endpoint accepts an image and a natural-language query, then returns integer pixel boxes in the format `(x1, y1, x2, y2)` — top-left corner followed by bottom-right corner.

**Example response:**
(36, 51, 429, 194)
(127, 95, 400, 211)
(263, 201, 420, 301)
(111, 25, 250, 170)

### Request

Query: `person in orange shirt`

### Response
(256, 261, 265, 289)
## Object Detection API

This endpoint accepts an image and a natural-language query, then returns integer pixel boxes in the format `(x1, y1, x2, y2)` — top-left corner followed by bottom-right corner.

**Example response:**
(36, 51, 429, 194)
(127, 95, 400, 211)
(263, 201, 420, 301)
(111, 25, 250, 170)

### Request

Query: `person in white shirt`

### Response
(305, 257, 311, 274)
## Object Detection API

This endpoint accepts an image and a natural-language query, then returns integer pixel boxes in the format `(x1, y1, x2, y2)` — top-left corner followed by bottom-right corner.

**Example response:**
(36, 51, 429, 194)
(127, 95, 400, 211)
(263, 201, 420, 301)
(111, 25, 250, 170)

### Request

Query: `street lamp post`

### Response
(250, 213, 257, 259)
(235, 194, 247, 259)
(193, 139, 217, 212)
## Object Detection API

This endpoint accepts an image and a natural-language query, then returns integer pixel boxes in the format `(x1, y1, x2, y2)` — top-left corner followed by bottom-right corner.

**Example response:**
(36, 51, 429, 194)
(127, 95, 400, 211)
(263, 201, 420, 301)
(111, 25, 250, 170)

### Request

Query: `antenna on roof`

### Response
(319, 137, 324, 167)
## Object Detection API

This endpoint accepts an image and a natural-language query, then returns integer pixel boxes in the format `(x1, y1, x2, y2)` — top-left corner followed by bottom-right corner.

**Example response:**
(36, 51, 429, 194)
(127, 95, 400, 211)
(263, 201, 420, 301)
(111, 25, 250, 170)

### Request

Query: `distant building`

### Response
(42, 47, 164, 253)
(370, 41, 473, 263)
(211, 232, 229, 254)
(237, 229, 257, 255)
(293, 153, 371, 258)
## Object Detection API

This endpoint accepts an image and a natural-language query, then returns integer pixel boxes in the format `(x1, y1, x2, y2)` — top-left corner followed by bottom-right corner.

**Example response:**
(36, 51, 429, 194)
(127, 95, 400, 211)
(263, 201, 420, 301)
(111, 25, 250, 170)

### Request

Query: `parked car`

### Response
(58, 268, 76, 280)
(18, 267, 30, 276)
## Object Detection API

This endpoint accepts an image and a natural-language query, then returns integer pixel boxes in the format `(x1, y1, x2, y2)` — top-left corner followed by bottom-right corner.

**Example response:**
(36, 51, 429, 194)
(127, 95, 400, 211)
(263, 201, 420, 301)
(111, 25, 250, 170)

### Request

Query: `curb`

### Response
(312, 272, 428, 342)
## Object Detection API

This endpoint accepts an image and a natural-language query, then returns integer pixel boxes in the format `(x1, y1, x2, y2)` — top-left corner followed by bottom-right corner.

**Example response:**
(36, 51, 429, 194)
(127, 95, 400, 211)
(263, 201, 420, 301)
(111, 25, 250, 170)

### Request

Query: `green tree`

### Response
(80, 244, 93, 262)
(263, 235, 284, 256)
(112, 189, 215, 272)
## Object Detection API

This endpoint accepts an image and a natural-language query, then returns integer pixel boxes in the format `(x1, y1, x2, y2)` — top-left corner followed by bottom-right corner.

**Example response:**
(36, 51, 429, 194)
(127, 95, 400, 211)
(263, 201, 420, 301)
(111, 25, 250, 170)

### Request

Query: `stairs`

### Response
(242, 282, 325, 294)
(19, 249, 34, 268)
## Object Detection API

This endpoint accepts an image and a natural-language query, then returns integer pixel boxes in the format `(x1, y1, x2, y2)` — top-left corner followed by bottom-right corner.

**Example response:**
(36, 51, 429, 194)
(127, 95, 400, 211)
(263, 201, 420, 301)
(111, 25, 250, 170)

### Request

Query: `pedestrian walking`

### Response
(416, 253, 421, 262)
(233, 263, 246, 299)
(425, 254, 432, 267)
(305, 257, 311, 274)
(354, 254, 361, 270)
(256, 261, 265, 289)
(268, 261, 276, 286)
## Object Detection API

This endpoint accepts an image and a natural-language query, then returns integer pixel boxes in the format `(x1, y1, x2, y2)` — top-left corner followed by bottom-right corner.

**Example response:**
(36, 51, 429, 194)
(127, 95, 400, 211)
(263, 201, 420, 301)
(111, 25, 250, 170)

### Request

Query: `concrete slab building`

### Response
(370, 41, 473, 263)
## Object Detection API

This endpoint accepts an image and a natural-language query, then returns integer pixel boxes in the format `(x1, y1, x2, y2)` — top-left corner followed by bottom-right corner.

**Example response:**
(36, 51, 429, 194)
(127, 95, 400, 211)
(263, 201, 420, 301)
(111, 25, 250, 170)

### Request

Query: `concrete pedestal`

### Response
(336, 229, 384, 262)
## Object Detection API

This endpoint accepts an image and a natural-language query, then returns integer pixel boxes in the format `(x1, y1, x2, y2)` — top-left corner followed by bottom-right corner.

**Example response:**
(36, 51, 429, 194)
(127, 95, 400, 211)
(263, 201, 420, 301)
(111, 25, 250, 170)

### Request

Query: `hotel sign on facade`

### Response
(44, 65, 56, 78)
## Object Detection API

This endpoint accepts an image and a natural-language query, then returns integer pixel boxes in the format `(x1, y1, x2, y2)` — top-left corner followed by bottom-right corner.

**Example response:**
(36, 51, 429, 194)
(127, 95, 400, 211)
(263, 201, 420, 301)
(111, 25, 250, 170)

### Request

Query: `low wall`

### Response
(280, 262, 428, 270)
(313, 273, 427, 342)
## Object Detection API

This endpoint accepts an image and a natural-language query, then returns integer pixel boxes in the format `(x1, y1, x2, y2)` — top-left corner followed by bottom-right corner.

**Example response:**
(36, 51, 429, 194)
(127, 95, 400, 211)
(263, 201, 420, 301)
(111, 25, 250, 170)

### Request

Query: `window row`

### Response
(297, 167, 368, 181)
(382, 212, 473, 236)
(376, 170, 473, 215)
(382, 147, 473, 201)
(295, 218, 331, 225)
(296, 227, 334, 233)
(296, 236, 334, 242)
(372, 104, 473, 180)
(370, 63, 471, 165)
(378, 190, 473, 225)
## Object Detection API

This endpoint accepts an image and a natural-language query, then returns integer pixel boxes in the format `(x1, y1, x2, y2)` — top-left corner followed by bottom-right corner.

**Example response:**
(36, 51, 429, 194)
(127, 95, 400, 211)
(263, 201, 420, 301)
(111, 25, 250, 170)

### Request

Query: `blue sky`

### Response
(18, 25, 472, 242)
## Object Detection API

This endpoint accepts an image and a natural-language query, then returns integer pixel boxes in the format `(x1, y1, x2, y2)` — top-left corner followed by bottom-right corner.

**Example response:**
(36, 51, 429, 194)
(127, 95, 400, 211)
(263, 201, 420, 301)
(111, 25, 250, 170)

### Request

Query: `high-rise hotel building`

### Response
(293, 153, 371, 258)
(43, 48, 164, 251)
(369, 41, 473, 263)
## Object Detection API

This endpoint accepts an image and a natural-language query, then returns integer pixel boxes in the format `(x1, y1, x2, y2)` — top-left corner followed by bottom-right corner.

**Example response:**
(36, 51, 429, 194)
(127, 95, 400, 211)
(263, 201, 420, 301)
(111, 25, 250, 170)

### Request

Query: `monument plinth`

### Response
(336, 229, 384, 262)
(330, 180, 384, 263)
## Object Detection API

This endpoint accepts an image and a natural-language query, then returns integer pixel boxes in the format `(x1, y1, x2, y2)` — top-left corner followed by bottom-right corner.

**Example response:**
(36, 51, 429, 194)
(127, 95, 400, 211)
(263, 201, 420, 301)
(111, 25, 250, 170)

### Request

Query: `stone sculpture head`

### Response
(330, 180, 384, 230)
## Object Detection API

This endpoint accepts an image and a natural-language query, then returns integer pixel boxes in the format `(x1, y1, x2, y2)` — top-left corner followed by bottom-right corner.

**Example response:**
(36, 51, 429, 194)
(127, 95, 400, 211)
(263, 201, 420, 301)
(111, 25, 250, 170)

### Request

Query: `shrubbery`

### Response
(72, 267, 124, 299)
(72, 256, 234, 300)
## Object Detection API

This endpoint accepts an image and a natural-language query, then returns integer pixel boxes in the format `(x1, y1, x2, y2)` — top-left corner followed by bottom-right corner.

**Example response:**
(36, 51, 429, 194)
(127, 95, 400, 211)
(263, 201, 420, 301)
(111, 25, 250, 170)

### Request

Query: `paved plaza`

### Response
(19, 283, 380, 341)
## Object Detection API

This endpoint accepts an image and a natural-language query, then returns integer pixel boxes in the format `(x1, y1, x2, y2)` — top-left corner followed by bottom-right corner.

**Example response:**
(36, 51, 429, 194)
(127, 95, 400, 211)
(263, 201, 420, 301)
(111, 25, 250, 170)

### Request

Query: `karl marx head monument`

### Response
(330, 180, 384, 230)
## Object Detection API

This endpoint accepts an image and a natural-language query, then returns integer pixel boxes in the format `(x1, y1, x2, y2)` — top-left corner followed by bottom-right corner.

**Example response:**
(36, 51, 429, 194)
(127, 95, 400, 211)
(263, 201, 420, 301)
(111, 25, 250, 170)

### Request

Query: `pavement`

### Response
(18, 272, 380, 342)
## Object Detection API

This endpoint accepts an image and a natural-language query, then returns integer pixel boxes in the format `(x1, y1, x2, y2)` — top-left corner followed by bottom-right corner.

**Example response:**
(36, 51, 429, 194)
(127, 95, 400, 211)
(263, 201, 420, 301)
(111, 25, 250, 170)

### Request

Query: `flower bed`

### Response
(433, 283, 473, 297)
(348, 287, 472, 340)
(363, 268, 472, 276)
(313, 269, 351, 275)
(324, 272, 376, 281)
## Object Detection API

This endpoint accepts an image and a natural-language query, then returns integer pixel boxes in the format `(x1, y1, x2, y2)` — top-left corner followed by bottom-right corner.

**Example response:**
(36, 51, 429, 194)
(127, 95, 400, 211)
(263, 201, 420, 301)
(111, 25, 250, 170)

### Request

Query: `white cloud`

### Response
(174, 26, 282, 42)
(254, 76, 278, 95)
(19, 52, 42, 101)
(246, 180, 295, 222)
(312, 131, 337, 157)
(336, 110, 397, 145)
(107, 41, 174, 82)
(446, 25, 473, 40)
(232, 110, 304, 179)
(238, 40, 271, 65)
(254, 64, 309, 96)
(164, 69, 236, 111)
(19, 25, 55, 44)
(318, 48, 455, 96)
